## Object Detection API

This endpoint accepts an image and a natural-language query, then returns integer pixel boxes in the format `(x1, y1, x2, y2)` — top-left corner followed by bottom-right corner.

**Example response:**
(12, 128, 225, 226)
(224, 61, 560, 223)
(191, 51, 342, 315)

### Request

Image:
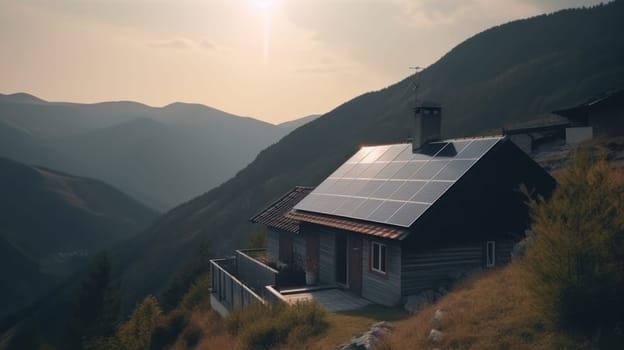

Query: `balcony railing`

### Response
(210, 257, 265, 311)
(235, 248, 279, 297)
(210, 248, 280, 313)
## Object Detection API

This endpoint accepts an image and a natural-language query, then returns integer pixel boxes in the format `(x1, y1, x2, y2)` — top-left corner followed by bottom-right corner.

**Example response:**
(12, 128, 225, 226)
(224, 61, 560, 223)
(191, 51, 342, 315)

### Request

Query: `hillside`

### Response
(116, 2, 624, 304)
(0, 157, 158, 318)
(0, 95, 291, 210)
(278, 114, 321, 132)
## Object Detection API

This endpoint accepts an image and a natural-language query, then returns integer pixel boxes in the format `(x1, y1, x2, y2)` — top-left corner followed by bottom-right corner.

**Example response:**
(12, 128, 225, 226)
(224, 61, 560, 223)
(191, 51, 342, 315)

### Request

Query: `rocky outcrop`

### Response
(428, 309, 447, 345)
(404, 290, 437, 314)
(337, 321, 393, 350)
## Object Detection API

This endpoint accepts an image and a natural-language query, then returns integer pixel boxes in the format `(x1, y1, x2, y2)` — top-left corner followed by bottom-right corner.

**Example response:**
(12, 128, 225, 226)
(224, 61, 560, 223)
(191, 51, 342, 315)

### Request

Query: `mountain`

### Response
(278, 114, 321, 133)
(115, 2, 624, 304)
(0, 95, 290, 210)
(0, 157, 158, 319)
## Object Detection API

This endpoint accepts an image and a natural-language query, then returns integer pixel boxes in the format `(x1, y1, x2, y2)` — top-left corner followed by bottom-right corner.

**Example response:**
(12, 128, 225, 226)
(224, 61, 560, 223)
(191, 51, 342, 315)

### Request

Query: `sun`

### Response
(253, 0, 275, 11)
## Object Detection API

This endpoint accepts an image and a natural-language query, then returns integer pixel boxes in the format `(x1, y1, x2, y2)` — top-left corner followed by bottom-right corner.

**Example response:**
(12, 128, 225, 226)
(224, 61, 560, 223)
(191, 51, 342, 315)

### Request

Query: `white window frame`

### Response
(371, 241, 387, 274)
(486, 241, 496, 268)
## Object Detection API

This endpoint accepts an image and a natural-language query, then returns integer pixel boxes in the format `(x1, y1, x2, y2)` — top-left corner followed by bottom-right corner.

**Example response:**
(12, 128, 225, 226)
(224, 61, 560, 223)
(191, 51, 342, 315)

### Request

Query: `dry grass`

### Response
(178, 264, 597, 349)
(292, 305, 407, 350)
(167, 307, 240, 350)
(182, 303, 405, 350)
(379, 264, 579, 350)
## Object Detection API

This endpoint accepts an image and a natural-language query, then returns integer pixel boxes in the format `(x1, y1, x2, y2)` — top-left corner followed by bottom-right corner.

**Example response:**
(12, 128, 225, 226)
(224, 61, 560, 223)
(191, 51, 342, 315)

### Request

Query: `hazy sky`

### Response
(0, 0, 605, 124)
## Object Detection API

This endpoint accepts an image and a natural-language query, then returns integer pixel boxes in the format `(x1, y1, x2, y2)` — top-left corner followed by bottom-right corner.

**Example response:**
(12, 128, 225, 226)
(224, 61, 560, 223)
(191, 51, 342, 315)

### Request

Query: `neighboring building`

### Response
(504, 89, 624, 154)
(210, 102, 555, 313)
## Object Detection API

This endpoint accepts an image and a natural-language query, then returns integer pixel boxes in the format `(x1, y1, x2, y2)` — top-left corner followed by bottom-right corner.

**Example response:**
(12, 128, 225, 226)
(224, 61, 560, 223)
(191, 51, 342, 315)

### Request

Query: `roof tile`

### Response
(250, 186, 313, 233)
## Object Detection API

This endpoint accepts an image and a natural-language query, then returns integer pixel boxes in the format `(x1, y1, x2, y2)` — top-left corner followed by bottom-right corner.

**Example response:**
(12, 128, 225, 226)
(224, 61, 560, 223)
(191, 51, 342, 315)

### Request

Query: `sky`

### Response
(0, 0, 606, 124)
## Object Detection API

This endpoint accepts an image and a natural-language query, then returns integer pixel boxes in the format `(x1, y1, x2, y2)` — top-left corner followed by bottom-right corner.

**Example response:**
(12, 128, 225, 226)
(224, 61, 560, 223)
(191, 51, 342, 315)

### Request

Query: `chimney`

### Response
(412, 102, 442, 152)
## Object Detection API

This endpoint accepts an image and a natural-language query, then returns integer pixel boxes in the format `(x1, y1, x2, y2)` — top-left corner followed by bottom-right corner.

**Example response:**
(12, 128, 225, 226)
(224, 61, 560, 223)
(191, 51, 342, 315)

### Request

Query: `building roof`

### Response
(292, 136, 505, 231)
(553, 89, 624, 120)
(286, 210, 408, 240)
(250, 186, 313, 234)
(502, 113, 571, 135)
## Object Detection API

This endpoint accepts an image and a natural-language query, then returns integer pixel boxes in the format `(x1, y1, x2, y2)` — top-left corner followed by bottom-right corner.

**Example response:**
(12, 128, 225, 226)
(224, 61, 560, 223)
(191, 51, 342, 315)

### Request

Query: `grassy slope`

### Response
(380, 264, 624, 350)
(380, 265, 564, 350)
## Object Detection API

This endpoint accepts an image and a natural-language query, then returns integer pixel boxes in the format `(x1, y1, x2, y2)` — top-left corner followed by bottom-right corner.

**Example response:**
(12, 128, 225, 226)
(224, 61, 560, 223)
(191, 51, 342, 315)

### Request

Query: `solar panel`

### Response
(294, 137, 503, 228)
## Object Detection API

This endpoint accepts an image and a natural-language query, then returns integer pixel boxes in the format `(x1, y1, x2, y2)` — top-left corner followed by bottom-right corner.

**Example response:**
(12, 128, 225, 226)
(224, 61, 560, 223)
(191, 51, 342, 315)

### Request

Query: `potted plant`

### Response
(304, 256, 319, 286)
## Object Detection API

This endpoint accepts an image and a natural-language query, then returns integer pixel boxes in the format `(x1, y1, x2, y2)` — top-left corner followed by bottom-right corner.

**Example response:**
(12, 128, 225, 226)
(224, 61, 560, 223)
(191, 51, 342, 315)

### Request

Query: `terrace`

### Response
(210, 248, 368, 316)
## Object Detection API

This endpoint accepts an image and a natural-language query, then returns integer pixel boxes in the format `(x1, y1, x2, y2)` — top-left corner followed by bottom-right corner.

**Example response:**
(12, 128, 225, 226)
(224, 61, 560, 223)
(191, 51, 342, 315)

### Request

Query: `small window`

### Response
(371, 241, 387, 274)
(486, 241, 496, 267)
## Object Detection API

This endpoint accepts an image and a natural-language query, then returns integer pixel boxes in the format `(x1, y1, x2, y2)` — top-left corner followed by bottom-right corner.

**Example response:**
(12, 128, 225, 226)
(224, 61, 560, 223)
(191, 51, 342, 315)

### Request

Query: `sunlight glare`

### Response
(254, 0, 275, 11)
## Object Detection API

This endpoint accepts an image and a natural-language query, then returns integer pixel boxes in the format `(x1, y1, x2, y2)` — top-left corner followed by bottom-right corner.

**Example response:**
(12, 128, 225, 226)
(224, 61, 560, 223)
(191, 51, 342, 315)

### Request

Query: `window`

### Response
(486, 241, 496, 267)
(371, 241, 387, 274)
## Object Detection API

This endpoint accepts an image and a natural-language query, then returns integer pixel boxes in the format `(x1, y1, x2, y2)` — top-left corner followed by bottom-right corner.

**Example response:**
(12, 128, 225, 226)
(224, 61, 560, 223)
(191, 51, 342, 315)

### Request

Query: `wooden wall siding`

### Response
(267, 228, 280, 263)
(319, 229, 336, 284)
(401, 244, 484, 296)
(292, 234, 306, 268)
(362, 238, 402, 306)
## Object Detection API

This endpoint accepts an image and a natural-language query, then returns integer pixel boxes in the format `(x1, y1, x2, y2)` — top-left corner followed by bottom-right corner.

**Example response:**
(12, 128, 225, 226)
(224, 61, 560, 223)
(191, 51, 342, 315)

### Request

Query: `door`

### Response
(349, 236, 363, 295)
(306, 233, 320, 272)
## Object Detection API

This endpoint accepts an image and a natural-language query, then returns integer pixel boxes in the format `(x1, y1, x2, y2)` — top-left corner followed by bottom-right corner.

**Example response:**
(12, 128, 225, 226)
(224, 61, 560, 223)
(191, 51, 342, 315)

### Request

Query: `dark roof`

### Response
(553, 89, 624, 120)
(250, 186, 313, 233)
(292, 136, 504, 230)
(503, 113, 571, 135)
(286, 210, 408, 240)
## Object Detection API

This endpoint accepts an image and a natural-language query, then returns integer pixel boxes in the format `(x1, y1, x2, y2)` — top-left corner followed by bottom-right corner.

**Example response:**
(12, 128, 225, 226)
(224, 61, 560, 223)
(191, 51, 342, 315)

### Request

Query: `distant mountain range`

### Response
(115, 2, 624, 305)
(0, 95, 315, 210)
(0, 157, 158, 319)
(278, 114, 320, 131)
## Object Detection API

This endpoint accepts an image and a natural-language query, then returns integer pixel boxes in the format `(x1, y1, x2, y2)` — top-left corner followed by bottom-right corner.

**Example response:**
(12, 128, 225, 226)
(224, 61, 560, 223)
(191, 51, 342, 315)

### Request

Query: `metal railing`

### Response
(235, 249, 278, 297)
(210, 258, 265, 310)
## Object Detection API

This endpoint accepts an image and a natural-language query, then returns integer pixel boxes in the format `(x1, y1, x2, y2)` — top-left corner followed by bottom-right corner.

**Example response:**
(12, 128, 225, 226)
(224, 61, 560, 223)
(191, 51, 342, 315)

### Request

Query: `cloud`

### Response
(199, 39, 217, 51)
(149, 38, 193, 49)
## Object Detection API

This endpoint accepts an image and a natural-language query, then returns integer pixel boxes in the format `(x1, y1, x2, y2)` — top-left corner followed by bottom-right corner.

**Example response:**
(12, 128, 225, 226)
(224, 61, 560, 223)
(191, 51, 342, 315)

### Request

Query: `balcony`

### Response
(209, 248, 279, 315)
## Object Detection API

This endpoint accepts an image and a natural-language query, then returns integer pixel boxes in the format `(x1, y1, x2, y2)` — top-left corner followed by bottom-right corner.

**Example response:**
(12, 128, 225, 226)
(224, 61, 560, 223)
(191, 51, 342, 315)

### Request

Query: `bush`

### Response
(178, 275, 210, 311)
(226, 301, 328, 350)
(523, 150, 624, 330)
(149, 309, 188, 350)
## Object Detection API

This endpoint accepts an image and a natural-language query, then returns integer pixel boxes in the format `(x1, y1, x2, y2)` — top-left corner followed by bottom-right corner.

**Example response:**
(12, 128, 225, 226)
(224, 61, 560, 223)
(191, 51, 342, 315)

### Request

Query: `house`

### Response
(504, 88, 624, 154)
(209, 102, 555, 313)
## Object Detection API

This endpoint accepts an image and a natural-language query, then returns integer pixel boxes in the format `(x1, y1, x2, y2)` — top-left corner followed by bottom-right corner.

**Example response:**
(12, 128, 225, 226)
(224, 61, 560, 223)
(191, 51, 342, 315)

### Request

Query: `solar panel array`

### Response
(293, 137, 503, 228)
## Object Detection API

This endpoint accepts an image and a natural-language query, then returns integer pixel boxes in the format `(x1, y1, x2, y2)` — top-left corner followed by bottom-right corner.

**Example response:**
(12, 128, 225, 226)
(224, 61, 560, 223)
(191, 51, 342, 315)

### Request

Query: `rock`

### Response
(337, 321, 393, 350)
(511, 230, 533, 261)
(428, 329, 444, 343)
(404, 290, 436, 314)
(432, 309, 446, 325)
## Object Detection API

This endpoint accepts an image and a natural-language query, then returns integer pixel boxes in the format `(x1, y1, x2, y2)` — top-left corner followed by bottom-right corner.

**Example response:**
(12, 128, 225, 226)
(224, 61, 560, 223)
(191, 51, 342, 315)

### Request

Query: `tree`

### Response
(247, 226, 266, 249)
(73, 252, 121, 342)
(523, 150, 624, 330)
(116, 295, 164, 350)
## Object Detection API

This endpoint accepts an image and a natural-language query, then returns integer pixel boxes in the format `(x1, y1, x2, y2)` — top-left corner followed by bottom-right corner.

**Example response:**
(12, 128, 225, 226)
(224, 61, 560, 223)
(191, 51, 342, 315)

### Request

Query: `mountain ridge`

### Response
(0, 156, 159, 319)
(0, 94, 298, 210)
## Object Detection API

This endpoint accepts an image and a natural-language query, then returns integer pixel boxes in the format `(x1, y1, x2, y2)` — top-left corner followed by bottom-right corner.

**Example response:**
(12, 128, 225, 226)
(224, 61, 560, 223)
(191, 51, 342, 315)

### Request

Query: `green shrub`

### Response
(178, 274, 210, 311)
(149, 309, 189, 350)
(523, 150, 624, 330)
(225, 301, 328, 349)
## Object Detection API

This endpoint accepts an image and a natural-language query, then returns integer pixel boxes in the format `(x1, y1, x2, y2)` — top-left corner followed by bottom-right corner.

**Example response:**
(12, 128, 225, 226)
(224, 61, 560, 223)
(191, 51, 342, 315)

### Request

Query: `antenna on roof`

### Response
(409, 66, 422, 107)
